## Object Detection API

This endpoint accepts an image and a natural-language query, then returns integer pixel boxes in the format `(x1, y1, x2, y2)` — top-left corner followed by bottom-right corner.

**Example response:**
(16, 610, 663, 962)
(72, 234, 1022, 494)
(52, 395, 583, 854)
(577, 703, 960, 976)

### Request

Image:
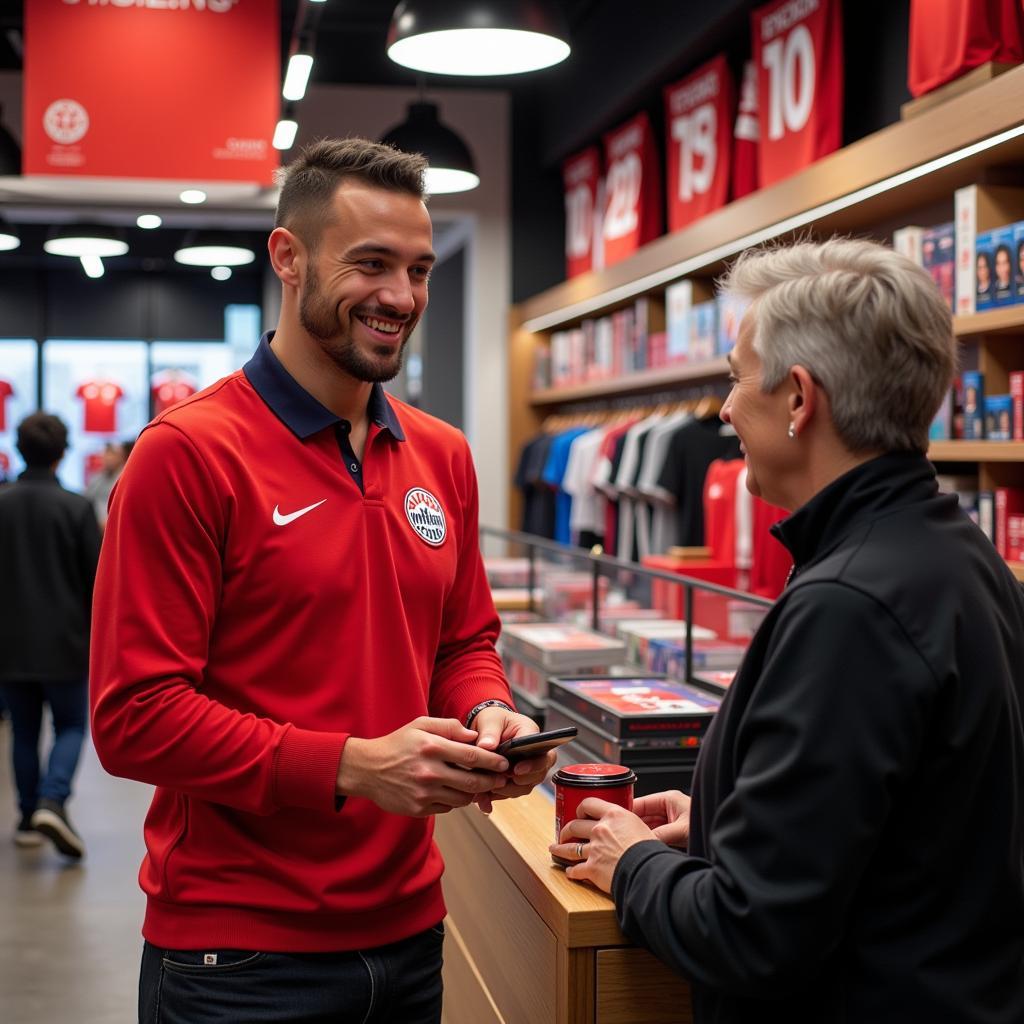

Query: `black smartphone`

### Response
(496, 726, 577, 763)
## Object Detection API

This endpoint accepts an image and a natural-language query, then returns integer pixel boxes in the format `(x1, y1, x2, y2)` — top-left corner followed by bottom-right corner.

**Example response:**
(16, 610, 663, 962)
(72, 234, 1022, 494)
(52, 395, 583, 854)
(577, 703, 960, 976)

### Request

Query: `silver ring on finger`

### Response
(575, 842, 586, 860)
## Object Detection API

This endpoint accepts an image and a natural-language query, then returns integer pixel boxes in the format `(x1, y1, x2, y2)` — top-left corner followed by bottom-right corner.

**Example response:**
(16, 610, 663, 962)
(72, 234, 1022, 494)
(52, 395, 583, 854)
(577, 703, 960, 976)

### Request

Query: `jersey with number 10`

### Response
(752, 0, 843, 189)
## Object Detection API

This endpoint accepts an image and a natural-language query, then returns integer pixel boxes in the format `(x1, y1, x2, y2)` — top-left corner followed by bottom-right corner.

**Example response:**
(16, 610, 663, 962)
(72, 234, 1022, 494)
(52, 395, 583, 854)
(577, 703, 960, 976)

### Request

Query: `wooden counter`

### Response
(435, 790, 692, 1024)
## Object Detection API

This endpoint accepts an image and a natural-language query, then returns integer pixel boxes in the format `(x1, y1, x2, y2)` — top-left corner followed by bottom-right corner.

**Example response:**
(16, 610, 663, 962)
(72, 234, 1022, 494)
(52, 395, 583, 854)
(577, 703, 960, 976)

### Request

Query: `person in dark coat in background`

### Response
(552, 239, 1024, 1024)
(0, 412, 100, 858)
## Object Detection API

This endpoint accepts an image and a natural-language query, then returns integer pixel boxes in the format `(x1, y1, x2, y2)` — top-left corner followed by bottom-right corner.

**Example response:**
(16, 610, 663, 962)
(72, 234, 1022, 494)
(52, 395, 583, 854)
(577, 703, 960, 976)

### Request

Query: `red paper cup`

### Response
(552, 763, 637, 866)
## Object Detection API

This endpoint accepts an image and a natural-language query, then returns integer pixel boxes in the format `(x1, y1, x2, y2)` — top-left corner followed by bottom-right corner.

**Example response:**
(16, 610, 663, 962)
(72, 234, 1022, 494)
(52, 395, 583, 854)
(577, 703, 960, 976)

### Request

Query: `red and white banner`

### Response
(664, 55, 734, 233)
(601, 112, 662, 267)
(24, 0, 279, 184)
(751, 0, 842, 189)
(562, 147, 601, 279)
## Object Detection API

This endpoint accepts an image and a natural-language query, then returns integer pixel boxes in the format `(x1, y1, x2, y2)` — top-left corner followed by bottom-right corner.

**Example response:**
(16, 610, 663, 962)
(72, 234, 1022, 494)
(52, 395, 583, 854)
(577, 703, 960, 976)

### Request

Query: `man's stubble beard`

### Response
(298, 260, 413, 384)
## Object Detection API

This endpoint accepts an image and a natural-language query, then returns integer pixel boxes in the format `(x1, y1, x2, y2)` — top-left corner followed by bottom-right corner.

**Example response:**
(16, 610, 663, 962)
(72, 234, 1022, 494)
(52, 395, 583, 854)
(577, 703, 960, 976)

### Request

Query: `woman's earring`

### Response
(787, 423, 796, 439)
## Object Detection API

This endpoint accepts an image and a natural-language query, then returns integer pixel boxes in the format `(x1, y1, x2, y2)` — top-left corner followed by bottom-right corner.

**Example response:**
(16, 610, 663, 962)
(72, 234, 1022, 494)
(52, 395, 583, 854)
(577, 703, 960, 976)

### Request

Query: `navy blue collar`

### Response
(242, 331, 405, 441)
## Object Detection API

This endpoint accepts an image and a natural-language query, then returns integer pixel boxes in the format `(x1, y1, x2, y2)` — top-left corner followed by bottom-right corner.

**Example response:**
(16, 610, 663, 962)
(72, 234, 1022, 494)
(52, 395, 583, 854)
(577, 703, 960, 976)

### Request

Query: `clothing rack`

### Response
(540, 384, 727, 433)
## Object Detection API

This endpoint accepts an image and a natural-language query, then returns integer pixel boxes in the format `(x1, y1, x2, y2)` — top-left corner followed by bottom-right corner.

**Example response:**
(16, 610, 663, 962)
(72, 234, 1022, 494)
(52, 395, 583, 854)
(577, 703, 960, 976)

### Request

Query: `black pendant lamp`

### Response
(387, 0, 570, 77)
(381, 101, 480, 195)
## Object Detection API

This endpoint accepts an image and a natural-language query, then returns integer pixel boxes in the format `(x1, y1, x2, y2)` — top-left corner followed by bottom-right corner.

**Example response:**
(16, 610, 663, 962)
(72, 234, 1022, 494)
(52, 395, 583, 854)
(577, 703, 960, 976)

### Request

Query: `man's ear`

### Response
(788, 365, 818, 437)
(268, 227, 304, 287)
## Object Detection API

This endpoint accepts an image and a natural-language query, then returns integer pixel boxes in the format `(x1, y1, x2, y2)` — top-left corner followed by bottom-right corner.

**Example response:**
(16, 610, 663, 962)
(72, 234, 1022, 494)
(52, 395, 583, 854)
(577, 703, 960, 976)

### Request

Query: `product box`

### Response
(614, 619, 716, 664)
(1010, 371, 1023, 440)
(954, 185, 1024, 316)
(646, 636, 747, 678)
(995, 487, 1024, 559)
(499, 622, 627, 671)
(715, 292, 749, 357)
(978, 491, 995, 544)
(985, 394, 1013, 440)
(975, 230, 997, 311)
(547, 675, 720, 740)
(665, 280, 693, 363)
(892, 225, 924, 265)
(484, 556, 531, 588)
(1007, 514, 1024, 562)
(921, 222, 955, 310)
(1016, 223, 1024, 303)
(990, 226, 1017, 305)
(688, 300, 718, 363)
(691, 670, 736, 694)
(961, 371, 985, 439)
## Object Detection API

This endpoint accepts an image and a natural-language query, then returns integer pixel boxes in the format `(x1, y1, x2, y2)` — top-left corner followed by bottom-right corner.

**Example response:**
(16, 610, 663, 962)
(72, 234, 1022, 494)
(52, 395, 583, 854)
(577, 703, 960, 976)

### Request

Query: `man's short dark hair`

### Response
(16, 412, 69, 468)
(274, 137, 428, 248)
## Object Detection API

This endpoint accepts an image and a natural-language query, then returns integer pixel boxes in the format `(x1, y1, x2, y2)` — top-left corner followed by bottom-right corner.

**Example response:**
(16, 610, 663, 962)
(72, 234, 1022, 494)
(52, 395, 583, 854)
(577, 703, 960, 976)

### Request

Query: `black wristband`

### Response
(464, 699, 514, 729)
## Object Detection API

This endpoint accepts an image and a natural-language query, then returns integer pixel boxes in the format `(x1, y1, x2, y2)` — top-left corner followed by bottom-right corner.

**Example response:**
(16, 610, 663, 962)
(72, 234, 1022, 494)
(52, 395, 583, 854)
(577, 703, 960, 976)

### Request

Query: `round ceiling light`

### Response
(175, 232, 256, 267)
(44, 225, 129, 259)
(387, 1, 570, 76)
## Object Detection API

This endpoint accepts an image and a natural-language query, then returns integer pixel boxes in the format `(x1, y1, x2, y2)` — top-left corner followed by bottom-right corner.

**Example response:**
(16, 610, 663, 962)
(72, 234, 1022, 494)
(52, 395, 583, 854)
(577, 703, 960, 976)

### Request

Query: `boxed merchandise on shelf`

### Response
(692, 669, 736, 694)
(995, 487, 1024, 559)
(490, 588, 544, 612)
(546, 675, 723, 796)
(539, 571, 610, 617)
(615, 619, 716, 664)
(567, 604, 665, 632)
(665, 278, 714, 364)
(498, 622, 627, 671)
(646, 636, 748, 677)
(1008, 515, 1024, 562)
(922, 222, 955, 310)
(688, 300, 718, 363)
(1011, 371, 1023, 440)
(929, 388, 954, 441)
(985, 395, 1013, 440)
(961, 371, 985, 439)
(954, 185, 1024, 316)
(716, 292, 748, 357)
(484, 556, 532, 588)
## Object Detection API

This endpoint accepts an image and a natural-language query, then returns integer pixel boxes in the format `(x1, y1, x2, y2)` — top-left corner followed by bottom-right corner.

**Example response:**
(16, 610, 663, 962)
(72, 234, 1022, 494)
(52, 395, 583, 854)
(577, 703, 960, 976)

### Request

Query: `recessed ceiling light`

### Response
(137, 214, 162, 229)
(210, 265, 233, 281)
(175, 231, 255, 267)
(44, 225, 128, 259)
(273, 119, 299, 151)
(0, 230, 20, 251)
(179, 189, 207, 205)
(80, 254, 105, 278)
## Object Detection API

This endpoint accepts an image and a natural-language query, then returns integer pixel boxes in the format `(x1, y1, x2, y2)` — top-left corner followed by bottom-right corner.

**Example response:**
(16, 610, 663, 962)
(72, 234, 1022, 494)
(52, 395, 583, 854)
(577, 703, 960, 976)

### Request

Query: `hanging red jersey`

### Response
(907, 0, 1024, 97)
(151, 370, 198, 415)
(0, 379, 13, 432)
(563, 146, 602, 279)
(601, 112, 662, 267)
(664, 55, 734, 232)
(76, 380, 124, 434)
(752, 0, 843, 189)
(732, 60, 760, 199)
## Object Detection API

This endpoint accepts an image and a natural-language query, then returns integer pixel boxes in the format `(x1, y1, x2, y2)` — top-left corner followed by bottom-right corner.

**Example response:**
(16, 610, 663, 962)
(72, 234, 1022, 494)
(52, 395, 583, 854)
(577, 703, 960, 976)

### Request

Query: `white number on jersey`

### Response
(762, 23, 815, 141)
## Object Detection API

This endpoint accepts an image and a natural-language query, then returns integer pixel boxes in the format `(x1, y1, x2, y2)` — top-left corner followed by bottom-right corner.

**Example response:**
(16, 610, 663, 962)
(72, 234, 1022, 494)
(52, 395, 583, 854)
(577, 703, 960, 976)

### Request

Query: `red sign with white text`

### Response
(732, 60, 760, 199)
(562, 147, 601, 279)
(24, 0, 279, 184)
(664, 55, 734, 233)
(751, 0, 842, 189)
(601, 112, 662, 267)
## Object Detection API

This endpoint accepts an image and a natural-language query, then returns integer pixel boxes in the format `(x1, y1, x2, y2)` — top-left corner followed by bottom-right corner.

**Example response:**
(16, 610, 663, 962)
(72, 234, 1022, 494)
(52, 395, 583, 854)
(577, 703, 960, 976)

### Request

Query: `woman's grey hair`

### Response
(719, 239, 957, 454)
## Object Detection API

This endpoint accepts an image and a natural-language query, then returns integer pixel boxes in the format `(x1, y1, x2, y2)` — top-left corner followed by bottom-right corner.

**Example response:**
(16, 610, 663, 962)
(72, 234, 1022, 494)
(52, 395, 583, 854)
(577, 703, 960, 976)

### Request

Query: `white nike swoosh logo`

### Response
(273, 499, 327, 526)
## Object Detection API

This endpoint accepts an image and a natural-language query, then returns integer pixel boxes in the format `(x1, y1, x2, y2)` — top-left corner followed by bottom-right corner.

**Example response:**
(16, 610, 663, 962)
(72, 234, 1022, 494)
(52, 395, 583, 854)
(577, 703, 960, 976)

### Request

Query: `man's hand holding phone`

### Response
(472, 713, 575, 813)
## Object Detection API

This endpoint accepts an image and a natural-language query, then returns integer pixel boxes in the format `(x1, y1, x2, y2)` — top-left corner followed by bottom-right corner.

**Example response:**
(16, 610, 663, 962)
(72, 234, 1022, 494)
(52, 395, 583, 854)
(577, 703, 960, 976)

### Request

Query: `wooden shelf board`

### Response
(1010, 562, 1024, 582)
(928, 441, 1024, 461)
(530, 358, 730, 406)
(954, 306, 1024, 337)
(515, 65, 1024, 331)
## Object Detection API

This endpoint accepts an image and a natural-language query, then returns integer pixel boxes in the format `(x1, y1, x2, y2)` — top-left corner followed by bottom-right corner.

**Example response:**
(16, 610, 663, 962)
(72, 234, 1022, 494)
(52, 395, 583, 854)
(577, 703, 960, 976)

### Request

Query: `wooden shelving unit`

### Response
(929, 441, 1024, 462)
(529, 358, 729, 407)
(507, 66, 1024, 578)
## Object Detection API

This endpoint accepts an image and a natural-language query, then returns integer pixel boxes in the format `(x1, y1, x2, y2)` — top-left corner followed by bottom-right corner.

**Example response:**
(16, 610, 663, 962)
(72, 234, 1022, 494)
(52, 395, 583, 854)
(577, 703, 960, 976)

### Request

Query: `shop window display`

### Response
(0, 341, 40, 483)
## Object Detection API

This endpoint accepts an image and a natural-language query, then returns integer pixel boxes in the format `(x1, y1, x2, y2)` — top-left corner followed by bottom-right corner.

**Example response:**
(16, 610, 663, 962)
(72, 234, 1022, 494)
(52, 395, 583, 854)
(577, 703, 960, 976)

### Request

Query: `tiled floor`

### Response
(0, 719, 152, 1022)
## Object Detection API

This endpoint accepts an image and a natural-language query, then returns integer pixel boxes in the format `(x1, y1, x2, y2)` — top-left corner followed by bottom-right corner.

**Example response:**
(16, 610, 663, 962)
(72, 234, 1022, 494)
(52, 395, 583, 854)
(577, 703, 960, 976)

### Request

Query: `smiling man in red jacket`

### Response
(90, 138, 548, 1024)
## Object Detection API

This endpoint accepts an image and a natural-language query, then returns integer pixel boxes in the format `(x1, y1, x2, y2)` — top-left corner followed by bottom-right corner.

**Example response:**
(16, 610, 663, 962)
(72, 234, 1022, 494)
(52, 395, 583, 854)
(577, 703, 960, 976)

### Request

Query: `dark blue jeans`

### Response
(139, 923, 445, 1023)
(0, 679, 87, 818)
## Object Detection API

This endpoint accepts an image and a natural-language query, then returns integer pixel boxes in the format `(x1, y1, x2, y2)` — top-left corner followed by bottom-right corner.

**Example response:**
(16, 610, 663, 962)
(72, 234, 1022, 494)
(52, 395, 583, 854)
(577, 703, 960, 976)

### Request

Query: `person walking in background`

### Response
(0, 413, 100, 858)
(90, 137, 550, 1023)
(553, 239, 1024, 1023)
(83, 439, 130, 529)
